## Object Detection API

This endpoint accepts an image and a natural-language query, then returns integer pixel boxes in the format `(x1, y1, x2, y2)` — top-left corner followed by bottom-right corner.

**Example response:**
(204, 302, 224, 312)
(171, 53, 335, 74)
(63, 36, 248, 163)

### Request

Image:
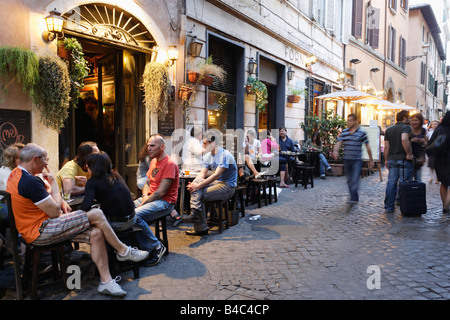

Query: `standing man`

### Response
(383, 110, 413, 213)
(134, 134, 179, 266)
(333, 114, 374, 209)
(7, 143, 148, 297)
(185, 132, 237, 236)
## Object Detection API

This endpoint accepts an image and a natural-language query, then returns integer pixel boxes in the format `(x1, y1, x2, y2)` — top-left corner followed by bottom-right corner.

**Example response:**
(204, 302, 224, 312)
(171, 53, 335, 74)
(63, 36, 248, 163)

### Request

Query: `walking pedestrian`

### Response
(409, 113, 428, 181)
(332, 114, 374, 210)
(427, 111, 450, 213)
(383, 110, 413, 213)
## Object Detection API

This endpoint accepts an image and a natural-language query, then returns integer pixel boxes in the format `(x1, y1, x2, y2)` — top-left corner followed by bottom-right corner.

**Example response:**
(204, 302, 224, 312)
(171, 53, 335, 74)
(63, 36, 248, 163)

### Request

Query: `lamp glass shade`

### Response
(189, 36, 203, 57)
(248, 58, 257, 75)
(45, 9, 65, 34)
(287, 67, 295, 81)
(168, 46, 179, 62)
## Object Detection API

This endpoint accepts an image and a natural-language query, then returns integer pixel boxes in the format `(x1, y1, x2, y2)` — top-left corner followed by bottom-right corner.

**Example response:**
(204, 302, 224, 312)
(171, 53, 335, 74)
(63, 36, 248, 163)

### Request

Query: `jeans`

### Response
(190, 179, 235, 232)
(384, 159, 413, 212)
(343, 159, 363, 203)
(318, 153, 331, 176)
(134, 200, 174, 252)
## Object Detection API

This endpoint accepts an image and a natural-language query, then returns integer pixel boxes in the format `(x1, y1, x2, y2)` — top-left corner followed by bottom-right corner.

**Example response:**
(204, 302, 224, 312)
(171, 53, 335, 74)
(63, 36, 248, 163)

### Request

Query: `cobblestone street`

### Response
(1, 166, 449, 301)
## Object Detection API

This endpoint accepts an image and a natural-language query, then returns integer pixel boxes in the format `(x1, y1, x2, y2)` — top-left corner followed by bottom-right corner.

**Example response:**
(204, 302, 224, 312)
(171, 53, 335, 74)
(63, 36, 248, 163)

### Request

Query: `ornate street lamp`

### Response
(42, 8, 66, 42)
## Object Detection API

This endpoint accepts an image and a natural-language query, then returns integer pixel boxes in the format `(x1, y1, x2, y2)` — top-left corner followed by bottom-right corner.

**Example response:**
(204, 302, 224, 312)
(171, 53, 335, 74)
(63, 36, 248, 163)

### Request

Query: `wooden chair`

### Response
(293, 166, 315, 189)
(0, 191, 69, 300)
(245, 178, 269, 208)
(107, 226, 142, 279)
(150, 215, 169, 255)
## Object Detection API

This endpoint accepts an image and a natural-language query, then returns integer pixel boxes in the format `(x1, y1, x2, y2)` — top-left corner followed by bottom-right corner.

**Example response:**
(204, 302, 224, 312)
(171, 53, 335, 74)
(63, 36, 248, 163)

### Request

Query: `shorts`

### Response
(33, 210, 91, 246)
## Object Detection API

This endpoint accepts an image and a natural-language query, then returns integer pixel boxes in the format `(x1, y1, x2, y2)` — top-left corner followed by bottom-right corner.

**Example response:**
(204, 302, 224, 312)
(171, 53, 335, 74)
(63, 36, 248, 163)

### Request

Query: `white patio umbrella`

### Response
(377, 102, 416, 110)
(353, 98, 396, 107)
(315, 89, 377, 104)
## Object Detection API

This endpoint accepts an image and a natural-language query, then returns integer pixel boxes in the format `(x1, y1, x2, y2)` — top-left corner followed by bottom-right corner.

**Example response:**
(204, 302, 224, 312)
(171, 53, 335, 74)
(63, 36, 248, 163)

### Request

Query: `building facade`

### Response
(183, 0, 351, 142)
(406, 4, 447, 121)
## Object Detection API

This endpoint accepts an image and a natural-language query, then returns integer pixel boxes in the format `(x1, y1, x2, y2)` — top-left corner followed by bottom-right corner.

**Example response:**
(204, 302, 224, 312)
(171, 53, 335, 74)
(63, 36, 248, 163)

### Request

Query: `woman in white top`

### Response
(242, 130, 265, 178)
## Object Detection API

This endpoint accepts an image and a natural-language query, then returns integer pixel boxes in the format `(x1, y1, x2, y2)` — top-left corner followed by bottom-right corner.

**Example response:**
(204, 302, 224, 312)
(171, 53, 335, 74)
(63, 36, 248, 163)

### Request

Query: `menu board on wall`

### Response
(0, 109, 31, 160)
(158, 106, 175, 136)
(361, 125, 380, 161)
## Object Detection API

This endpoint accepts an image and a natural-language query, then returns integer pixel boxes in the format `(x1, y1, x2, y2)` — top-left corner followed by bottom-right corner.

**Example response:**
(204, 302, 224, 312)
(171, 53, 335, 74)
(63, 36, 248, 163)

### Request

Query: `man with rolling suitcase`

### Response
(384, 110, 414, 213)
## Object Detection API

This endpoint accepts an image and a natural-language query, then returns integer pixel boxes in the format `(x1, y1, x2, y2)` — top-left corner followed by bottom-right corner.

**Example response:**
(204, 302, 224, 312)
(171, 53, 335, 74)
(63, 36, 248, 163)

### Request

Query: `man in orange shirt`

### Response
(135, 134, 179, 267)
(6, 143, 148, 297)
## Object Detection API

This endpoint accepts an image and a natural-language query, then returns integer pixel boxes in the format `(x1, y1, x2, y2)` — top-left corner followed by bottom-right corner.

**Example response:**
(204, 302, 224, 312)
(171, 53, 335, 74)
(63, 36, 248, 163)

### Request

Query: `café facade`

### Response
(0, 0, 349, 193)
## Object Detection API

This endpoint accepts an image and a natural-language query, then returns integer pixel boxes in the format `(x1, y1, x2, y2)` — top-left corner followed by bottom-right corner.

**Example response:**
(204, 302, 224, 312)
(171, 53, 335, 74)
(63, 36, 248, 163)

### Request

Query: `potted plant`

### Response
(141, 61, 172, 118)
(58, 38, 90, 107)
(33, 55, 71, 131)
(300, 109, 347, 175)
(0, 46, 39, 101)
(187, 56, 226, 86)
(177, 84, 196, 124)
(246, 76, 268, 111)
(287, 87, 305, 103)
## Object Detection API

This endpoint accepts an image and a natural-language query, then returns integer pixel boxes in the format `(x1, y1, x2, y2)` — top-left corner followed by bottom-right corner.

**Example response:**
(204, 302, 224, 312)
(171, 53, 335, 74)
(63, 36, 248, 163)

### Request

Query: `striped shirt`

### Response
(337, 127, 369, 160)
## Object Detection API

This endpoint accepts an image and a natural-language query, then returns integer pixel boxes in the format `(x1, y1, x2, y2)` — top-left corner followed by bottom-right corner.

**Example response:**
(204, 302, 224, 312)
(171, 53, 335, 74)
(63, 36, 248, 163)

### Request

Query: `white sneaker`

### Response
(97, 276, 127, 297)
(255, 171, 267, 179)
(116, 246, 149, 262)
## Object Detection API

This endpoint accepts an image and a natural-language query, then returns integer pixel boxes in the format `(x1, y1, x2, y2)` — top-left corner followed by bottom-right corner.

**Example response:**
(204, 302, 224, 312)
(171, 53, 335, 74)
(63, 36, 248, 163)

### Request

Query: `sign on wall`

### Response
(0, 109, 31, 162)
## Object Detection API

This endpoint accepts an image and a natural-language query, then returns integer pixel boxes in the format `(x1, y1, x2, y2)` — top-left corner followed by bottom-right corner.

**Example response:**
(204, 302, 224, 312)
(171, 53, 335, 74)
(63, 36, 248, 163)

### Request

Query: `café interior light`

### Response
(42, 8, 66, 42)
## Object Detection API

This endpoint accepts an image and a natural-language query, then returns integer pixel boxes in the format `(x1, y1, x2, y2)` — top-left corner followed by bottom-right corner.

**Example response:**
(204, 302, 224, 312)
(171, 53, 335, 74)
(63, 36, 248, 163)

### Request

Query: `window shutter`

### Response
(326, 0, 336, 32)
(352, 0, 363, 39)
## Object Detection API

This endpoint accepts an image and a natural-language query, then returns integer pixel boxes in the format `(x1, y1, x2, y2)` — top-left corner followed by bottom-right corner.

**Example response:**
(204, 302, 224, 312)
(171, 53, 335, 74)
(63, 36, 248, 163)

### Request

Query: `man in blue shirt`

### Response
(333, 114, 374, 210)
(186, 132, 237, 235)
(279, 126, 296, 188)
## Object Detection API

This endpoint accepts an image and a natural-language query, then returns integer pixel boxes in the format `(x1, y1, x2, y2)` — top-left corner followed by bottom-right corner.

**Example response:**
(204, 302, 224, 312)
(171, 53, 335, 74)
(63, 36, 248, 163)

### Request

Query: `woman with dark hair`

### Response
(303, 131, 334, 179)
(56, 141, 99, 197)
(428, 111, 450, 213)
(81, 151, 137, 231)
(409, 113, 428, 181)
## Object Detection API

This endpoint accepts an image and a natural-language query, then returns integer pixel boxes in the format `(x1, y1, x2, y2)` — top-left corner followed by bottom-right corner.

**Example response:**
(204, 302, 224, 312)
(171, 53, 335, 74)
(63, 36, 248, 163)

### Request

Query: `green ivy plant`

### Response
(33, 55, 71, 131)
(141, 61, 172, 118)
(58, 38, 89, 107)
(246, 76, 268, 111)
(0, 46, 39, 101)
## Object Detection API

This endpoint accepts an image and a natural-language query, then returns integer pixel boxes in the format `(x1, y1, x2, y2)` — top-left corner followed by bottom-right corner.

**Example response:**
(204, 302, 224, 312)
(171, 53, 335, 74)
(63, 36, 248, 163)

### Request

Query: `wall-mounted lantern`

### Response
(42, 8, 66, 42)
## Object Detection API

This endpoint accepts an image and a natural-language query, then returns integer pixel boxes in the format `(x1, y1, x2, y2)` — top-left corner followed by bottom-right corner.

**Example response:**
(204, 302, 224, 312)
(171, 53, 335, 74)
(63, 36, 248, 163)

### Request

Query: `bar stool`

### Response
(205, 199, 230, 234)
(245, 178, 269, 208)
(294, 166, 315, 189)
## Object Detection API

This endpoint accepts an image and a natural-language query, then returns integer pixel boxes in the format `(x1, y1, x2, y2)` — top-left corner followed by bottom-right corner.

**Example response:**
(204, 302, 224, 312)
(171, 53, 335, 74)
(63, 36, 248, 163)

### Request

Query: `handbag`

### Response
(426, 133, 448, 157)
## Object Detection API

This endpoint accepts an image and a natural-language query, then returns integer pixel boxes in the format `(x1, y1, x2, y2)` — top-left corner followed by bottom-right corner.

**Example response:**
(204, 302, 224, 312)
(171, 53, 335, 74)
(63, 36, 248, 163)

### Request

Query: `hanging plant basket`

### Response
(288, 95, 300, 103)
(178, 85, 194, 100)
(246, 76, 268, 111)
(141, 61, 172, 118)
(187, 71, 215, 86)
(57, 45, 71, 60)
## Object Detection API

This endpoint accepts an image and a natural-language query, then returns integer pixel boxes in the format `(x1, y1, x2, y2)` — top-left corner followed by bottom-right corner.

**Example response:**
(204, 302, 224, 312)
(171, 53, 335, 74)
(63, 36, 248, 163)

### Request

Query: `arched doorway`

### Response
(58, 3, 158, 194)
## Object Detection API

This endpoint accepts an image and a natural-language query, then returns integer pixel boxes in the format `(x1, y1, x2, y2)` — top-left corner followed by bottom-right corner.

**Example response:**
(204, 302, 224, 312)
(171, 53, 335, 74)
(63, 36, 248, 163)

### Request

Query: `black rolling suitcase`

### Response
(399, 159, 427, 216)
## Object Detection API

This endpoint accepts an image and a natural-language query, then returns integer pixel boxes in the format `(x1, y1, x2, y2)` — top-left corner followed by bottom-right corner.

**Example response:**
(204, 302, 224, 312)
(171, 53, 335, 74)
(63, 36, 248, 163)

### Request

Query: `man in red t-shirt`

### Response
(135, 134, 179, 266)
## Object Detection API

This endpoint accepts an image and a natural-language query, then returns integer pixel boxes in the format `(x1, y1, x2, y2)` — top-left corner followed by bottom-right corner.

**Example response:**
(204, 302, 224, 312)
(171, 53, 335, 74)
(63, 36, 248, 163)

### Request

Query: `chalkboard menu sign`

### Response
(0, 109, 31, 160)
(157, 106, 175, 136)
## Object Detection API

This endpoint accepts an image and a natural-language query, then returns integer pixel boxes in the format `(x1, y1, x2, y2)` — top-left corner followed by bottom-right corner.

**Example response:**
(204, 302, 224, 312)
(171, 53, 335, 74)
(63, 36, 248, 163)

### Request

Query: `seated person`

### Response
(134, 134, 179, 267)
(136, 143, 151, 191)
(6, 143, 148, 297)
(0, 143, 24, 220)
(136, 141, 182, 227)
(56, 141, 99, 197)
(279, 126, 295, 188)
(243, 129, 265, 178)
(260, 129, 279, 161)
(185, 132, 237, 236)
(181, 126, 205, 174)
(303, 131, 333, 179)
(81, 151, 137, 232)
